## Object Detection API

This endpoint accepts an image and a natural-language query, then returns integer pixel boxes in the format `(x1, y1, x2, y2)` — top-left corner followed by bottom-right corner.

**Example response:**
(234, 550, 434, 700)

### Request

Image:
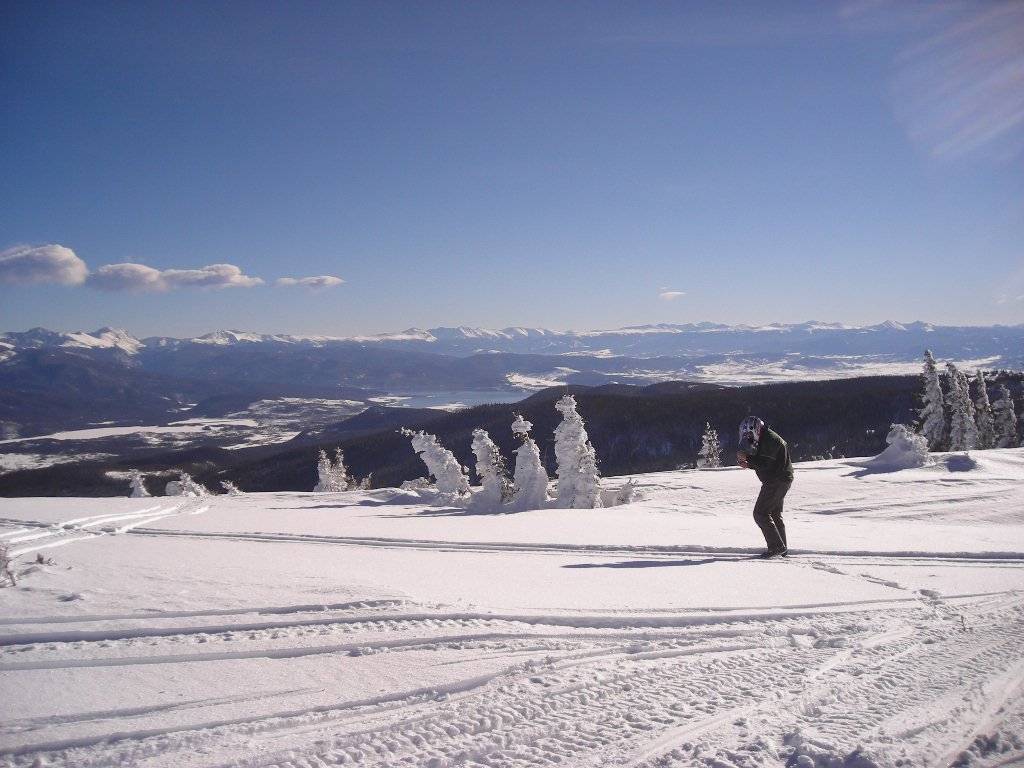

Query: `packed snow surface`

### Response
(1, 450, 1024, 768)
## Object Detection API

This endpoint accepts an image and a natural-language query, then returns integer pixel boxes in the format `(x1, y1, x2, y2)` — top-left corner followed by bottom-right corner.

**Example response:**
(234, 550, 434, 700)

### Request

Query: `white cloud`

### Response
(88, 262, 264, 292)
(0, 244, 88, 285)
(89, 263, 167, 292)
(658, 290, 686, 301)
(275, 275, 345, 289)
(162, 263, 264, 289)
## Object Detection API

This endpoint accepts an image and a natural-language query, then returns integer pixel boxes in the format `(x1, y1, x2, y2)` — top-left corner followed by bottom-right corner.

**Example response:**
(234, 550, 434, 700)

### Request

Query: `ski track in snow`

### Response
(0, 593, 1019, 768)
(1, 501, 205, 557)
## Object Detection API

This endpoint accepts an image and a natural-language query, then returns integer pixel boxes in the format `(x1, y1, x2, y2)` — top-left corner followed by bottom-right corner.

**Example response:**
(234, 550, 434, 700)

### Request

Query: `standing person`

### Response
(737, 417, 794, 558)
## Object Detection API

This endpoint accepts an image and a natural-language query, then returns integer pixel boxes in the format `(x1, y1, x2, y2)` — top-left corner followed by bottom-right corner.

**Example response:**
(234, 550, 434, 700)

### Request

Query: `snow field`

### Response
(0, 450, 1023, 767)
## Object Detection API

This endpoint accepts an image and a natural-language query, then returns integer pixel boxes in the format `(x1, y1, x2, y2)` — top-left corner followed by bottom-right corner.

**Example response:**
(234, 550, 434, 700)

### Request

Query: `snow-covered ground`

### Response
(1, 450, 1023, 767)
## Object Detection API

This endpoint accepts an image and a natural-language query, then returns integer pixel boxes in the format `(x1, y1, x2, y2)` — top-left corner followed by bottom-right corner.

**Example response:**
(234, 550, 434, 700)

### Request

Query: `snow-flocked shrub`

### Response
(614, 478, 639, 505)
(400, 477, 433, 491)
(864, 424, 931, 470)
(401, 428, 470, 500)
(510, 414, 549, 511)
(553, 395, 602, 509)
(166, 472, 208, 497)
(470, 428, 512, 511)
(0, 542, 16, 587)
(128, 469, 150, 498)
(220, 480, 242, 495)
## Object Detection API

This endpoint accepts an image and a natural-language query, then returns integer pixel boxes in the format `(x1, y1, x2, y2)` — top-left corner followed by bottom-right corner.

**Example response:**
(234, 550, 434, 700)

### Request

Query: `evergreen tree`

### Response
(330, 447, 352, 491)
(313, 449, 333, 492)
(553, 394, 602, 508)
(946, 363, 978, 451)
(510, 414, 549, 511)
(401, 428, 470, 499)
(918, 350, 947, 450)
(992, 384, 1019, 448)
(696, 422, 722, 468)
(973, 371, 995, 449)
(470, 428, 511, 511)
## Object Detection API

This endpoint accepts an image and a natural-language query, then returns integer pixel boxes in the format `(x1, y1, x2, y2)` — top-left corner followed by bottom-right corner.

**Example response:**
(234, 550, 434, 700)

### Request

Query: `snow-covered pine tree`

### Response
(401, 428, 470, 499)
(973, 371, 995, 449)
(178, 472, 209, 497)
(313, 449, 333, 492)
(574, 442, 603, 509)
(918, 350, 947, 450)
(696, 422, 722, 468)
(128, 469, 150, 498)
(946, 363, 978, 451)
(330, 447, 352, 491)
(220, 480, 242, 495)
(553, 394, 601, 508)
(992, 384, 1019, 448)
(510, 414, 549, 511)
(470, 428, 512, 511)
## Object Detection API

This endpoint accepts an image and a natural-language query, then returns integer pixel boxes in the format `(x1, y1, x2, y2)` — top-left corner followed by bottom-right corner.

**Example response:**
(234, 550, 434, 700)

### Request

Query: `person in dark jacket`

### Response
(737, 416, 794, 558)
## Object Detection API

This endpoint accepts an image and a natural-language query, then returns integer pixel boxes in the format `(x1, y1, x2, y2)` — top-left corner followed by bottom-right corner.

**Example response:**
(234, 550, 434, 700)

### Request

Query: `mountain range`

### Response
(4, 319, 1023, 360)
(2, 321, 1021, 439)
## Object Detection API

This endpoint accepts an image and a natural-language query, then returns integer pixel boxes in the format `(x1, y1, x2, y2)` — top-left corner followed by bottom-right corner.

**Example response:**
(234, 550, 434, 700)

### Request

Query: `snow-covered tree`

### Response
(313, 448, 351, 492)
(946, 363, 978, 451)
(574, 442, 603, 509)
(167, 472, 208, 497)
(696, 422, 722, 468)
(553, 395, 602, 509)
(509, 414, 549, 511)
(313, 449, 333, 492)
(973, 372, 995, 449)
(128, 469, 150, 498)
(918, 350, 947, 451)
(470, 428, 512, 510)
(401, 428, 470, 499)
(330, 447, 352, 491)
(220, 480, 242, 495)
(992, 384, 1019, 448)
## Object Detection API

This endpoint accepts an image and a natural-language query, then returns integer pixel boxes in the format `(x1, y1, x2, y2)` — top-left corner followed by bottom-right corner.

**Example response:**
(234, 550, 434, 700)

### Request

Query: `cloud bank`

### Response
(1, 243, 344, 294)
(89, 262, 264, 292)
(0, 244, 89, 285)
(275, 275, 345, 289)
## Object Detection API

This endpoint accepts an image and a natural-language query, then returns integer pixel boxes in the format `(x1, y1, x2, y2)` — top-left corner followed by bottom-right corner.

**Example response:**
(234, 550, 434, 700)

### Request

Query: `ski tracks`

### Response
(3, 595, 1023, 768)
(0, 500, 208, 557)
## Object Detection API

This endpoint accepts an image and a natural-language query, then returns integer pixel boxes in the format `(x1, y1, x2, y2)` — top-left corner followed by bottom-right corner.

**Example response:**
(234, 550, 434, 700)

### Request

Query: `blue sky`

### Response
(1, 1, 1022, 337)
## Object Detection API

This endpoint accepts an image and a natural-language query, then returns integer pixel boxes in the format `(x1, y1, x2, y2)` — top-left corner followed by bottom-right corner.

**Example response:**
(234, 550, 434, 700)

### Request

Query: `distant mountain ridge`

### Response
(3, 320, 1022, 440)
(3, 320, 1022, 361)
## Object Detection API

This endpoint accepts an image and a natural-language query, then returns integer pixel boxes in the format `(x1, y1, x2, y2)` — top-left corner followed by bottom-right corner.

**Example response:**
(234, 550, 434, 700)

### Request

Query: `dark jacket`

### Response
(746, 426, 794, 483)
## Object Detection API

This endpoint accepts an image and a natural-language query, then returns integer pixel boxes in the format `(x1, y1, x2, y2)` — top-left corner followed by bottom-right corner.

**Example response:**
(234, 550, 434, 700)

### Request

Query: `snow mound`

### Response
(858, 424, 931, 471)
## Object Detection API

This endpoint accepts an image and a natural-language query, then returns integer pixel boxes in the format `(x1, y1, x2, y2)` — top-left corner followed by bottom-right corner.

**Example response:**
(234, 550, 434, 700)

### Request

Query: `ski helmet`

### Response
(739, 416, 764, 450)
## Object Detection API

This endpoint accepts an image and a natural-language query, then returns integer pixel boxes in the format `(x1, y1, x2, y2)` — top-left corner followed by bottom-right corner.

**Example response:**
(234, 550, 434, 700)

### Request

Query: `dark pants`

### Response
(753, 479, 791, 553)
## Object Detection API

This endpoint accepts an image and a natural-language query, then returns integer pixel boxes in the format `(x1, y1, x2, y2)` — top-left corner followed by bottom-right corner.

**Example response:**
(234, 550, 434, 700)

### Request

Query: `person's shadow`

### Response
(563, 557, 727, 569)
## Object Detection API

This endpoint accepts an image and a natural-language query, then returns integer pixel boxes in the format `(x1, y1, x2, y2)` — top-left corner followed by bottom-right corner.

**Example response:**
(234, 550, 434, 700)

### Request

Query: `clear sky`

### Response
(1, 1, 1022, 337)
